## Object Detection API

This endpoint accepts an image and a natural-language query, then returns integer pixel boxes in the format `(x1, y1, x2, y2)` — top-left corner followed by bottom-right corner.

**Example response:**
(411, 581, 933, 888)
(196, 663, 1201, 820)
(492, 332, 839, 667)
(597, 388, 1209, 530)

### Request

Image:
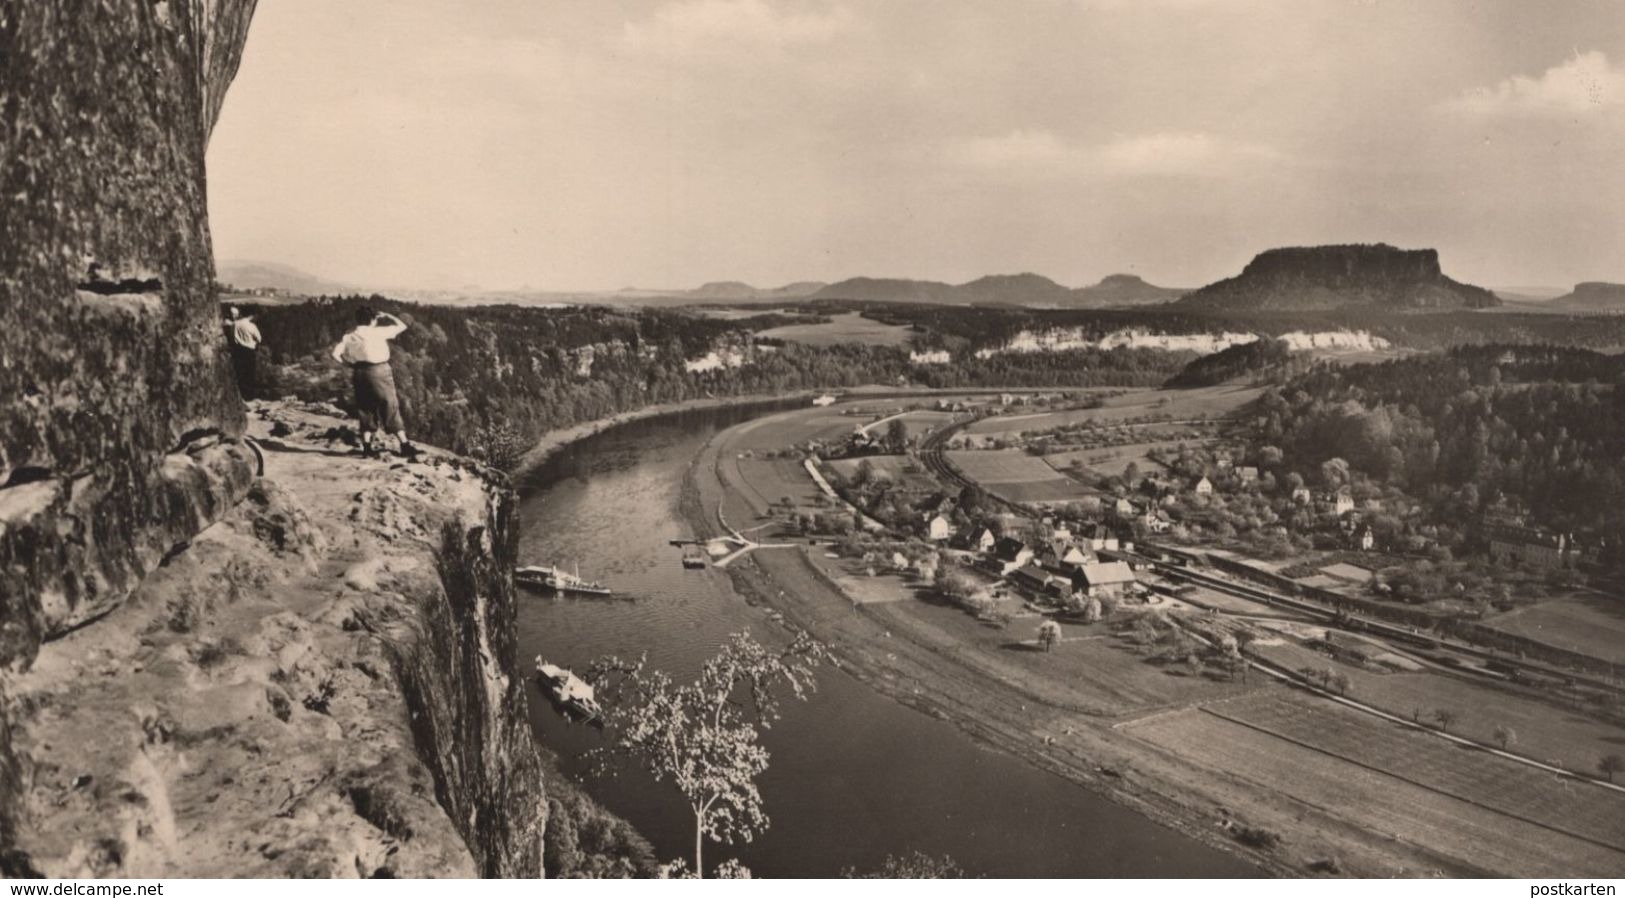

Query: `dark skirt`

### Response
(351, 362, 404, 434)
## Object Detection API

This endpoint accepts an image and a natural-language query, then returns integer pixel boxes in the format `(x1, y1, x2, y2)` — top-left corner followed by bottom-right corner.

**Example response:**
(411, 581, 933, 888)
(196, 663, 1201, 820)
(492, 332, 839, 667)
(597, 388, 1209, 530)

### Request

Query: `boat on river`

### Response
(535, 658, 602, 718)
(515, 562, 612, 595)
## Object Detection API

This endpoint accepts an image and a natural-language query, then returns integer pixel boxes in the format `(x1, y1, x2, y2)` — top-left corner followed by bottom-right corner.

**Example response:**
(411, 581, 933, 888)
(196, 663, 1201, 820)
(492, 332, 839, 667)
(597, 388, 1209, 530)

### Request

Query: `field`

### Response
(1206, 691, 1625, 852)
(944, 449, 1095, 503)
(1483, 593, 1625, 665)
(825, 454, 943, 493)
(755, 312, 915, 346)
(1043, 439, 1196, 477)
(964, 385, 1261, 436)
(1125, 704, 1625, 876)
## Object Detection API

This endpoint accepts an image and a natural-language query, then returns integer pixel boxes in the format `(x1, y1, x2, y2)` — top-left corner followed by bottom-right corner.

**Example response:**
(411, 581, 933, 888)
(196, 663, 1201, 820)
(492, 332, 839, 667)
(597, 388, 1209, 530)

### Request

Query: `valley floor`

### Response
(680, 397, 1625, 879)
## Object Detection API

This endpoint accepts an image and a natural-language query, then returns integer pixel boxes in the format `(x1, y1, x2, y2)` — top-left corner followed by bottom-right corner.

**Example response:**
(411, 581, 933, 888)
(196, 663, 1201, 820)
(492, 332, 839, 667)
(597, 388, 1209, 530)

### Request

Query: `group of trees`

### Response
(1249, 344, 1625, 566)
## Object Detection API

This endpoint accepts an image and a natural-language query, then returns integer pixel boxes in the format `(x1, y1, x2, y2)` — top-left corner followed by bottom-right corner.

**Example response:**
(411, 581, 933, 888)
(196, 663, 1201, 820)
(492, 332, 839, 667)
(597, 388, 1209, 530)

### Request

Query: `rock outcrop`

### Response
(0, 0, 260, 671)
(1177, 244, 1500, 311)
(2, 404, 543, 877)
(1, 5, 546, 878)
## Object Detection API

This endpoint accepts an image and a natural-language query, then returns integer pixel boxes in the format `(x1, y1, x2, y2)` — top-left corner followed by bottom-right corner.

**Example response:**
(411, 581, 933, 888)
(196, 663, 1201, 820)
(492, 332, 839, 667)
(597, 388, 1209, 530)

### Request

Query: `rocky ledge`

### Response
(1, 402, 542, 877)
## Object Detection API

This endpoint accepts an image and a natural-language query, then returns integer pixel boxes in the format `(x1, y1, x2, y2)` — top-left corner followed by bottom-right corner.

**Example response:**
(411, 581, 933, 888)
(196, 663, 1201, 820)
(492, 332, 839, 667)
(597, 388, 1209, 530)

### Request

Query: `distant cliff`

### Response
(1547, 282, 1625, 314)
(1177, 244, 1500, 311)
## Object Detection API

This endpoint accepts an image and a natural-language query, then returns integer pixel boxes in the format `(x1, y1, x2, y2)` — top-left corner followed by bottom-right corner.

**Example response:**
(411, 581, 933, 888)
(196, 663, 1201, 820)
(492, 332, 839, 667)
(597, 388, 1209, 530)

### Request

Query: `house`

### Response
(1320, 490, 1354, 516)
(812, 394, 837, 407)
(890, 551, 910, 571)
(1038, 538, 1091, 570)
(1354, 524, 1375, 552)
(1071, 561, 1137, 599)
(1139, 508, 1173, 535)
(998, 393, 1017, 406)
(1112, 497, 1138, 520)
(1082, 524, 1120, 554)
(1236, 466, 1259, 484)
(966, 526, 998, 553)
(1193, 476, 1213, 496)
(1291, 486, 1313, 505)
(1485, 522, 1574, 569)
(924, 514, 952, 541)
(991, 537, 1035, 575)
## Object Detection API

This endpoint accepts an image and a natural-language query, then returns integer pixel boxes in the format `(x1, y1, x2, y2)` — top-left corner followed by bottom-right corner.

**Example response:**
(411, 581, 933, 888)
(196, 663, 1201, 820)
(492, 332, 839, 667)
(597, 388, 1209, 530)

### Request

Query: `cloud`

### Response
(624, 0, 856, 57)
(948, 129, 1279, 177)
(1444, 51, 1625, 116)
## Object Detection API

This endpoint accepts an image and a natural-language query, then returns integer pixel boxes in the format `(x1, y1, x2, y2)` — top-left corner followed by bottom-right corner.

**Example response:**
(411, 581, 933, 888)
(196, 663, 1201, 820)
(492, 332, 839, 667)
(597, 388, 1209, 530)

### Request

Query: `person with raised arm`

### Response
(331, 305, 418, 459)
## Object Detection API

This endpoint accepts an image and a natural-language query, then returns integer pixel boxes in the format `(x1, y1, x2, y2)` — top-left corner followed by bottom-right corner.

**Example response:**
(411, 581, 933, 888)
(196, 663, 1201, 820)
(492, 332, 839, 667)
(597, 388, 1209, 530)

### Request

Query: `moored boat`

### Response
(515, 562, 612, 596)
(535, 657, 602, 718)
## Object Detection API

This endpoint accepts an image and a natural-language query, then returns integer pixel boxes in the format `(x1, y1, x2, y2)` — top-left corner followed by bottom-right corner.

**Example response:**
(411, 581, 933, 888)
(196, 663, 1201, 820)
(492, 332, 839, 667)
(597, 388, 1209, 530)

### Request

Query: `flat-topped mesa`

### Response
(1553, 281, 1625, 312)
(1178, 243, 1500, 311)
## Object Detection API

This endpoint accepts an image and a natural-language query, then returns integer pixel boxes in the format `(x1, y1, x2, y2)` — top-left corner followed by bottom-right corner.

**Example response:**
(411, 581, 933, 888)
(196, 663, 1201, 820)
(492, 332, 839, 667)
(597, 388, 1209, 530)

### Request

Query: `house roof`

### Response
(1078, 561, 1136, 586)
(994, 536, 1029, 560)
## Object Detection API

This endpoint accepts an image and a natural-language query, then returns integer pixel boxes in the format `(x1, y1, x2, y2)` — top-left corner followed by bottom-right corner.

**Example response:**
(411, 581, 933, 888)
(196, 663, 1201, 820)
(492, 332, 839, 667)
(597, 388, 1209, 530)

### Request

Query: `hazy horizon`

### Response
(207, 1, 1625, 294)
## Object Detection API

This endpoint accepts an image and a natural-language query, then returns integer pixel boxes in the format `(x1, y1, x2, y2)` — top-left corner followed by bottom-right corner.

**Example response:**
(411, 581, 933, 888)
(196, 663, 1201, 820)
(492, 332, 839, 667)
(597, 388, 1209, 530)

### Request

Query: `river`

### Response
(515, 403, 1254, 878)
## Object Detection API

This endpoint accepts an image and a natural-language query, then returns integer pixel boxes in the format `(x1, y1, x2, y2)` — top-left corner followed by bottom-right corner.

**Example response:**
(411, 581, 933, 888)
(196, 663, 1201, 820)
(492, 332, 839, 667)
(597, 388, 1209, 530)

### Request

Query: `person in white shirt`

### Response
(331, 306, 417, 458)
(223, 306, 262, 399)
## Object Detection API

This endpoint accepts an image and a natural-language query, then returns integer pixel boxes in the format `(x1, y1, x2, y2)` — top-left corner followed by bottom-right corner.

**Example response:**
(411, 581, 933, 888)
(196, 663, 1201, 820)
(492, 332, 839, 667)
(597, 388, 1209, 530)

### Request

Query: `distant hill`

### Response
(1176, 244, 1499, 312)
(1492, 285, 1567, 303)
(685, 280, 827, 300)
(1544, 282, 1625, 314)
(1062, 273, 1187, 308)
(215, 259, 355, 296)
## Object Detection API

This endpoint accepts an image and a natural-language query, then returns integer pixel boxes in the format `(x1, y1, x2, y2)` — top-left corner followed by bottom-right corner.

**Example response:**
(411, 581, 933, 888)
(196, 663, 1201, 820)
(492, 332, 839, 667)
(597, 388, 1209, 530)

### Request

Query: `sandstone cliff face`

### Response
(1178, 244, 1500, 311)
(0, 0, 260, 671)
(1, 5, 546, 877)
(2, 404, 543, 876)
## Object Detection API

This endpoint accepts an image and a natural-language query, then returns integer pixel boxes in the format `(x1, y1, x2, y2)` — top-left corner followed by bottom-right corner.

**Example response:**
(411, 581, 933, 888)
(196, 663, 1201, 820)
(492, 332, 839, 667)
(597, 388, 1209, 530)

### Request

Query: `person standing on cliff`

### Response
(223, 306, 262, 400)
(331, 306, 418, 459)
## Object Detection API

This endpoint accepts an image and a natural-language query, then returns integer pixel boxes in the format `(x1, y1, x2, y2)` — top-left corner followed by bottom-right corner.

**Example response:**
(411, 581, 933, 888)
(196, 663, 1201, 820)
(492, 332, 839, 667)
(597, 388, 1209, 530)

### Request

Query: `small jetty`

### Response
(515, 562, 612, 596)
(535, 657, 601, 719)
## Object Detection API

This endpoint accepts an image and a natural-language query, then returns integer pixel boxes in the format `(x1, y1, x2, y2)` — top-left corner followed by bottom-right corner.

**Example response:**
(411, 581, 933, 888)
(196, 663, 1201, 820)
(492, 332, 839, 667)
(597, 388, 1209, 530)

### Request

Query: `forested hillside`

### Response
(1252, 345, 1625, 561)
(243, 297, 1192, 460)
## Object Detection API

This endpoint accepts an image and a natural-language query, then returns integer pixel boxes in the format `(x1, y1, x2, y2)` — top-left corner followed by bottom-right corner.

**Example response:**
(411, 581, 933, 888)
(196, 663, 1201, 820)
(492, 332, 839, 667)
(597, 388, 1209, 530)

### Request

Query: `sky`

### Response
(206, 0, 1625, 293)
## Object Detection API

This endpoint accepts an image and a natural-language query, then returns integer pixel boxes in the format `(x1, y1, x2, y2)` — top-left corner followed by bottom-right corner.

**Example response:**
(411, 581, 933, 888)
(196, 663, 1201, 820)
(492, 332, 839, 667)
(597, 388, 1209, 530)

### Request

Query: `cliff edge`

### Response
(2, 403, 543, 876)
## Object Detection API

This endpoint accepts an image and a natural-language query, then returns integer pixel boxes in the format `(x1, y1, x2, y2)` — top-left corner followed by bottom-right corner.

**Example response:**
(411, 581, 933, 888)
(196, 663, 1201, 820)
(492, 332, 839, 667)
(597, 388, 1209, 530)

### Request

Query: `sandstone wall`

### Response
(0, 0, 260, 671)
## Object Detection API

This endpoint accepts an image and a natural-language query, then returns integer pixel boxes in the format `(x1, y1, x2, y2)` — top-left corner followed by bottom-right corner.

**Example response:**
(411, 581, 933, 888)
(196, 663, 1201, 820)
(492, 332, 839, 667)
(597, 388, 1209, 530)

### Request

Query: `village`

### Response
(676, 386, 1625, 876)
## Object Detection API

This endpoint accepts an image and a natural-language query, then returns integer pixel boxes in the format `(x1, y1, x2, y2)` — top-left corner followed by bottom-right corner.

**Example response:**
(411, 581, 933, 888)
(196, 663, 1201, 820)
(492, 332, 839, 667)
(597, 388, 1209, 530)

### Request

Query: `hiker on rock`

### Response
(331, 306, 418, 459)
(224, 305, 262, 399)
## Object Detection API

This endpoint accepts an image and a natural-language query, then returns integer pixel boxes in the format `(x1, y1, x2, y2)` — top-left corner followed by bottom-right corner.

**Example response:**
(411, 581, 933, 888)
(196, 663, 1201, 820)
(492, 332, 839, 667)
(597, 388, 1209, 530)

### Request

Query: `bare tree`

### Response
(588, 630, 826, 877)
(1433, 708, 1459, 733)
(1600, 754, 1624, 783)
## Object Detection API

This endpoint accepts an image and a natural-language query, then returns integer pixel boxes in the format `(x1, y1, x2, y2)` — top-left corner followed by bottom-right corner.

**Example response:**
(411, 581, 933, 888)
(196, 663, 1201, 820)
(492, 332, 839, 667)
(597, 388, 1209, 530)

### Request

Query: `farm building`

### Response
(1236, 466, 1259, 484)
(1010, 563, 1072, 599)
(1071, 561, 1137, 599)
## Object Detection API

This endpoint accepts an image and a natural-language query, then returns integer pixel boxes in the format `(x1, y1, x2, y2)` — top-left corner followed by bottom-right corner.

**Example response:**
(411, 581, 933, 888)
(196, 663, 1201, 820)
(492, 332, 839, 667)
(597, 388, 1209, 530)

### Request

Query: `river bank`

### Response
(676, 408, 1512, 879)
